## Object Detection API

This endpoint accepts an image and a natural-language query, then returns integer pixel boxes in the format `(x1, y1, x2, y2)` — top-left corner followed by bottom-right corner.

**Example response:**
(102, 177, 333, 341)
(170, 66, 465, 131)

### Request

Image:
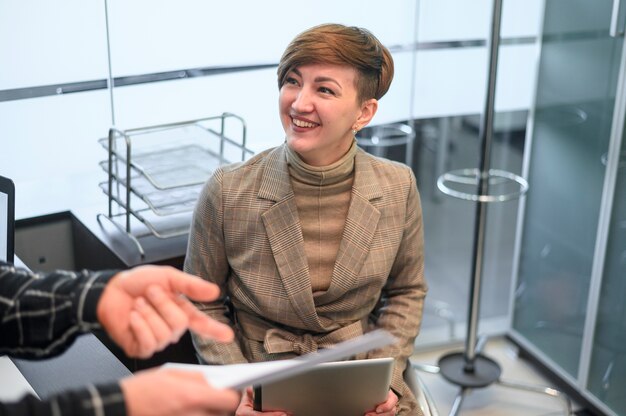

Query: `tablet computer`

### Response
(0, 175, 15, 264)
(253, 357, 394, 416)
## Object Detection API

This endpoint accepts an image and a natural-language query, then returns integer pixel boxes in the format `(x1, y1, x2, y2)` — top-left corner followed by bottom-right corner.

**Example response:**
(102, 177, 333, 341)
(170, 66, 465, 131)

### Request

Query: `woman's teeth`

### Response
(293, 118, 317, 128)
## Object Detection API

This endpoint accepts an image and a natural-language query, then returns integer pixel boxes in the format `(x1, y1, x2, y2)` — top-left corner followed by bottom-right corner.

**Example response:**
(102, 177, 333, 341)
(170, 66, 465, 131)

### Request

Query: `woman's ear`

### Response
(356, 98, 379, 129)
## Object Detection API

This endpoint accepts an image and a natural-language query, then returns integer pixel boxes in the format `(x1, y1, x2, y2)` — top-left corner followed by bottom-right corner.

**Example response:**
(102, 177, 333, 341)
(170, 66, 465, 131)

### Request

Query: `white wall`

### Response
(0, 0, 544, 218)
(0, 1, 108, 89)
(107, 0, 418, 76)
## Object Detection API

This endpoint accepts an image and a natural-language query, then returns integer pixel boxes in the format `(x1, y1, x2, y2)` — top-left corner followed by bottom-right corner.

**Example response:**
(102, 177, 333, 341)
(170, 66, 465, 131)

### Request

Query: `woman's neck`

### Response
(285, 140, 357, 186)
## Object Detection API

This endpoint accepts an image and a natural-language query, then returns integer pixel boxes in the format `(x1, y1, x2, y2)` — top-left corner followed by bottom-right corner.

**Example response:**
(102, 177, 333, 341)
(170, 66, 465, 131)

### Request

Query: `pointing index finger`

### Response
(175, 296, 234, 342)
(166, 270, 221, 302)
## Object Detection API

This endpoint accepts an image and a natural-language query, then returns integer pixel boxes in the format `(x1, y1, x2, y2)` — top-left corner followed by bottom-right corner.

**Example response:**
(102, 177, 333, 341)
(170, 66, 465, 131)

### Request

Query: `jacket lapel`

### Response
(259, 145, 323, 329)
(317, 150, 382, 303)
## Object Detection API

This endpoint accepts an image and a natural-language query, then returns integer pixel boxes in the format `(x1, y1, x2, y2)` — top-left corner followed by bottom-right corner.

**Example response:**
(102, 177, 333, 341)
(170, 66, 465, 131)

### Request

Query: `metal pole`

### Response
(104, 0, 116, 126)
(463, 0, 503, 370)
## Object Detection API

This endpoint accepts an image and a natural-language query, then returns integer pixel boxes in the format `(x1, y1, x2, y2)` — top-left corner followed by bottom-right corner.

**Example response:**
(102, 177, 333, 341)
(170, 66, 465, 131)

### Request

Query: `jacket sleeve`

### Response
(0, 262, 115, 359)
(0, 383, 126, 416)
(184, 169, 248, 364)
(366, 168, 427, 396)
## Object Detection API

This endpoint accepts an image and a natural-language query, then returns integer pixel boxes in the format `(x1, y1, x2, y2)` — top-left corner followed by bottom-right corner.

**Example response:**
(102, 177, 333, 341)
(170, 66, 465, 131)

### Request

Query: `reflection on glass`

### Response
(412, 113, 525, 343)
(512, 0, 622, 378)
(587, 128, 626, 415)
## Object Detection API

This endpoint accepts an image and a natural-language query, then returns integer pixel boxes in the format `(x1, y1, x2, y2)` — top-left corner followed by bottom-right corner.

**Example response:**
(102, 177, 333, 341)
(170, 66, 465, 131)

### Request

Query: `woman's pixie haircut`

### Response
(277, 23, 394, 102)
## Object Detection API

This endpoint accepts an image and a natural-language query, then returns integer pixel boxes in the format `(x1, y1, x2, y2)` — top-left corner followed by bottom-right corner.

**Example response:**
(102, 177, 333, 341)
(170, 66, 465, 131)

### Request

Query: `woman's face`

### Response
(279, 63, 377, 166)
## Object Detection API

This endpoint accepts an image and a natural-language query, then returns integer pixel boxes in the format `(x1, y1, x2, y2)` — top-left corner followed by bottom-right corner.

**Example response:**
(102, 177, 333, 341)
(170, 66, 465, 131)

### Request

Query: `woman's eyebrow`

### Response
(314, 76, 342, 89)
(290, 68, 342, 90)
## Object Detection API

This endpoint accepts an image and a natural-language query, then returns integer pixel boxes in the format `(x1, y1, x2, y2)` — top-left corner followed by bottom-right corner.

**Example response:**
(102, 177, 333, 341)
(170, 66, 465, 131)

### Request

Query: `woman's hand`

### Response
(235, 387, 292, 416)
(365, 390, 399, 416)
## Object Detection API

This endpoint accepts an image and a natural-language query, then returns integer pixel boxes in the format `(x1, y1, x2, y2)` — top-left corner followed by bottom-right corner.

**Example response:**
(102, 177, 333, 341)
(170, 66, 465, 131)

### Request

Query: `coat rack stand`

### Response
(414, 1, 572, 414)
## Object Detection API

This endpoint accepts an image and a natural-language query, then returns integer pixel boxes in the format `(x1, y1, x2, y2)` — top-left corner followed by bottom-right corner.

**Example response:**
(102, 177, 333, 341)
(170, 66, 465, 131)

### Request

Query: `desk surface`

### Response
(73, 208, 188, 268)
(0, 356, 37, 401)
(11, 334, 131, 400)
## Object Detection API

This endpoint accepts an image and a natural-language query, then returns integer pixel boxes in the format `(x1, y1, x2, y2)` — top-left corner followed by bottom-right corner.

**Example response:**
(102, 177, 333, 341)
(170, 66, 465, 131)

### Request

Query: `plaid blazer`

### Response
(185, 144, 426, 408)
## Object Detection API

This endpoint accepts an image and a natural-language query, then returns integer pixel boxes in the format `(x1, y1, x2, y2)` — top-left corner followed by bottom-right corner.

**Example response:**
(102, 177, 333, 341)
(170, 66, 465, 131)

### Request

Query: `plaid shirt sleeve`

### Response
(0, 262, 128, 416)
(0, 383, 127, 416)
(0, 261, 117, 358)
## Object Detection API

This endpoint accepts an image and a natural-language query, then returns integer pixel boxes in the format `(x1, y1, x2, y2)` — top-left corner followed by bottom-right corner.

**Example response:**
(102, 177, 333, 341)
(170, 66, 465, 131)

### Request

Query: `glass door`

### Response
(511, 0, 623, 381)
(586, 112, 626, 413)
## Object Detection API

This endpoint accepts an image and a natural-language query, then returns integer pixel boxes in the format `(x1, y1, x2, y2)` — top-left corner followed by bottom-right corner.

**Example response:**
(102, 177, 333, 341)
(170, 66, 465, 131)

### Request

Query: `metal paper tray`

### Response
(99, 176, 201, 216)
(98, 187, 193, 238)
(98, 124, 225, 189)
(135, 208, 193, 239)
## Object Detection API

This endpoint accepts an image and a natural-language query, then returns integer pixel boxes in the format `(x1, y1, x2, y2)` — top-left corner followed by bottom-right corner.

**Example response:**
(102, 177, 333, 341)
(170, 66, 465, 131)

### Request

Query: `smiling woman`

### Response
(185, 24, 426, 416)
(279, 63, 377, 166)
(276, 24, 393, 167)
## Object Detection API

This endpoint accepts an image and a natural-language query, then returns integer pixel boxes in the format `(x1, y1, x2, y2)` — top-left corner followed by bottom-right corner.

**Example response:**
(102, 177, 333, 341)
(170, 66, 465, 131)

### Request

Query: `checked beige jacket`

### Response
(185, 143, 426, 412)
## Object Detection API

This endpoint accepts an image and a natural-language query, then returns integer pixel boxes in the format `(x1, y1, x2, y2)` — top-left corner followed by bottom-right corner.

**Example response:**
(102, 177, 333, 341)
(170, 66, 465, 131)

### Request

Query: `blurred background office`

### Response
(1, 1, 625, 415)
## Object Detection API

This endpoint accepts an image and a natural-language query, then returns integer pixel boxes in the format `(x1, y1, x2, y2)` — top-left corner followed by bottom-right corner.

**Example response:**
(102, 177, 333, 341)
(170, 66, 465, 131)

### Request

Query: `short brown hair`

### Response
(277, 23, 394, 102)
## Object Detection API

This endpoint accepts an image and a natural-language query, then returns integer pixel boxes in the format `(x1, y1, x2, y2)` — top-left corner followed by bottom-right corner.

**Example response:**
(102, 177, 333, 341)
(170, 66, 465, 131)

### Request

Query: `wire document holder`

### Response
(412, 1, 571, 414)
(97, 113, 254, 258)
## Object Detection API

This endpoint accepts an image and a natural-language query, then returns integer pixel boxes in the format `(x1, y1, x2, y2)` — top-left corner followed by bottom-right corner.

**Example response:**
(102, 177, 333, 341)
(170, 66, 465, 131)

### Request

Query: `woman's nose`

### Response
(291, 88, 314, 112)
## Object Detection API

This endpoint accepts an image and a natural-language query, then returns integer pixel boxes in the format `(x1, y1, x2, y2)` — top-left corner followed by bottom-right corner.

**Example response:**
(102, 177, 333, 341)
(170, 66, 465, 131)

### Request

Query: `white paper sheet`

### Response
(164, 329, 396, 390)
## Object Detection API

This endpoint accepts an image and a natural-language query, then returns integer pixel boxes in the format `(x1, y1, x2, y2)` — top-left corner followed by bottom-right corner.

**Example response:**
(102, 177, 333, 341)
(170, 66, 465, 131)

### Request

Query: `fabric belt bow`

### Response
(263, 319, 365, 355)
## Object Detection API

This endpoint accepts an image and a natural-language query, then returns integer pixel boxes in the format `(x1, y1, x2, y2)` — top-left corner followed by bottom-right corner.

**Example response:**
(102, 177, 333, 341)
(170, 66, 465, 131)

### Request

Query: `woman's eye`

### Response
(285, 77, 299, 86)
(319, 86, 335, 95)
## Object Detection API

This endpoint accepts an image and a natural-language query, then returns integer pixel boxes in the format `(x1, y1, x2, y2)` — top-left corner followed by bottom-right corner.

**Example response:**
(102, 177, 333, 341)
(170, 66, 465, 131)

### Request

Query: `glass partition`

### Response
(512, 0, 622, 378)
(587, 124, 626, 414)
(511, 1, 626, 414)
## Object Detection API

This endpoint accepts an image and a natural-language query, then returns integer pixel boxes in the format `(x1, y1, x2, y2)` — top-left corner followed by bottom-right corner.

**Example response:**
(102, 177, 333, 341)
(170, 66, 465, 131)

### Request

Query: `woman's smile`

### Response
(279, 63, 375, 166)
(291, 116, 320, 130)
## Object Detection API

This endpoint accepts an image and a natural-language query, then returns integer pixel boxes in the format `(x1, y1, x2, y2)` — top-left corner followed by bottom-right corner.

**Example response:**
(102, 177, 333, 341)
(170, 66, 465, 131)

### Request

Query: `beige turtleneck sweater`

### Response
(285, 142, 357, 295)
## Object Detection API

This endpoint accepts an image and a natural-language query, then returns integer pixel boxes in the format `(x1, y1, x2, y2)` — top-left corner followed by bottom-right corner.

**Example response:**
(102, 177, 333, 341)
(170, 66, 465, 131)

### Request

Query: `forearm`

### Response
(184, 174, 247, 364)
(0, 262, 116, 359)
(368, 171, 427, 393)
(368, 287, 425, 393)
(189, 300, 248, 364)
(0, 384, 125, 416)
(184, 228, 248, 364)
